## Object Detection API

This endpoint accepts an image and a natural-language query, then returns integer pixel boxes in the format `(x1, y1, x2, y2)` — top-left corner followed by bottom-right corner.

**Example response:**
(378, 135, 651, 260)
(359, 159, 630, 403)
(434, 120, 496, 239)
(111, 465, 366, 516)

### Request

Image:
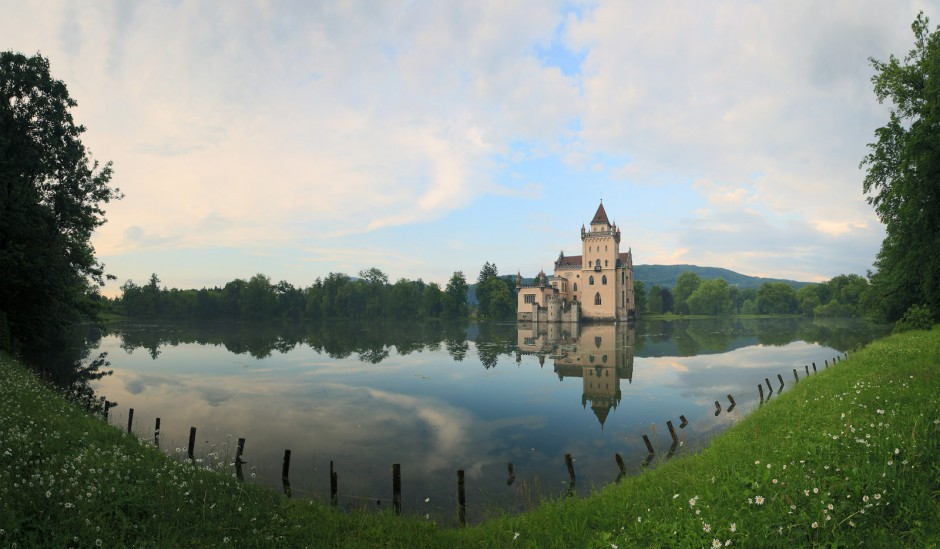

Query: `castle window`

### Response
(602, 355, 608, 363)
(604, 260, 608, 267)
(524, 294, 535, 304)
(573, 283, 578, 292)
(589, 276, 594, 285)
(594, 336, 602, 348)
(588, 260, 593, 267)
(602, 275, 607, 285)
(594, 292, 602, 305)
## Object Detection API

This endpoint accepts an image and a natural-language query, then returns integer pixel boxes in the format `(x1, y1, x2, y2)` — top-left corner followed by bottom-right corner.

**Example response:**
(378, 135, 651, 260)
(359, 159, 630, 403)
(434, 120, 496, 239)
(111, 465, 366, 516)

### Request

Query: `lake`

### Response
(89, 317, 888, 524)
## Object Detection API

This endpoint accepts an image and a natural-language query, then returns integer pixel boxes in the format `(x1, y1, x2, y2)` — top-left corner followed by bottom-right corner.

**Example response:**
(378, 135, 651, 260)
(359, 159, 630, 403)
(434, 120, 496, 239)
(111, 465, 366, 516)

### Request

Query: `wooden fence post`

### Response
(667, 439, 679, 459)
(666, 420, 678, 443)
(507, 462, 515, 486)
(805, 365, 810, 376)
(154, 418, 161, 448)
(392, 463, 402, 515)
(187, 427, 197, 464)
(793, 368, 799, 383)
(330, 460, 338, 507)
(564, 453, 576, 495)
(457, 469, 466, 526)
(679, 415, 688, 428)
(777, 374, 785, 392)
(235, 438, 246, 481)
(765, 378, 774, 395)
(127, 408, 134, 434)
(758, 383, 764, 401)
(614, 453, 626, 482)
(642, 434, 655, 454)
(282, 449, 292, 498)
(727, 394, 736, 412)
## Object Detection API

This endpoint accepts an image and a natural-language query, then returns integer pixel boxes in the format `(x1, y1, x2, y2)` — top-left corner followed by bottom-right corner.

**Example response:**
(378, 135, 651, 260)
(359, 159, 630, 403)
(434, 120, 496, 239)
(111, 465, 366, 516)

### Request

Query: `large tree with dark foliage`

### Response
(861, 13, 940, 322)
(0, 51, 121, 356)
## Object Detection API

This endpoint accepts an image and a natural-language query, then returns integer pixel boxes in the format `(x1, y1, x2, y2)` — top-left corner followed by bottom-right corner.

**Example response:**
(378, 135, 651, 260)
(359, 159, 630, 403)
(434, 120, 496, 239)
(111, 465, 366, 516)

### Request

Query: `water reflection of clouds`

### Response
(91, 320, 882, 519)
(101, 358, 538, 483)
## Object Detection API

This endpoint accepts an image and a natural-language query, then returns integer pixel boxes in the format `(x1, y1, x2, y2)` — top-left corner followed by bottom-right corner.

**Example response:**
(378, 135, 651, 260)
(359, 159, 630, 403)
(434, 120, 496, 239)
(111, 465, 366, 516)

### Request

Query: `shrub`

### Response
(893, 304, 934, 333)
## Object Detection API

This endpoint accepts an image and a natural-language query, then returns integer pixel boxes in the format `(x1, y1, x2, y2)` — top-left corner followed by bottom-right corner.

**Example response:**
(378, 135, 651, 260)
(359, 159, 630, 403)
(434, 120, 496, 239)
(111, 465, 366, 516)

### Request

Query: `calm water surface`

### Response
(90, 317, 888, 524)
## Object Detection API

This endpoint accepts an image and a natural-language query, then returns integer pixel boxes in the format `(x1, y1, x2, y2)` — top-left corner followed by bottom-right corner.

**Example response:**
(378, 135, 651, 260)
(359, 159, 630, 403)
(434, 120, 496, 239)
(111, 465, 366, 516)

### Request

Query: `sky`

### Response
(3, 1, 932, 295)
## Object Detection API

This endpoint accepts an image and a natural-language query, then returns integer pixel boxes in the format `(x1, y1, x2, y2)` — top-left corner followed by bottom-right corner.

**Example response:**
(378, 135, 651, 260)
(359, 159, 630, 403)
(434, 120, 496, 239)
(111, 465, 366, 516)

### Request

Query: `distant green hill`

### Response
(634, 264, 810, 290)
(471, 264, 808, 304)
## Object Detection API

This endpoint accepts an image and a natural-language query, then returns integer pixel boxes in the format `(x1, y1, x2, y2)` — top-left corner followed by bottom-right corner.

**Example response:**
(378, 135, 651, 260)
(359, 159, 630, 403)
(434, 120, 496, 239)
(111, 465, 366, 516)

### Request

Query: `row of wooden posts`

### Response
(756, 353, 848, 403)
(99, 349, 853, 526)
(108, 404, 684, 525)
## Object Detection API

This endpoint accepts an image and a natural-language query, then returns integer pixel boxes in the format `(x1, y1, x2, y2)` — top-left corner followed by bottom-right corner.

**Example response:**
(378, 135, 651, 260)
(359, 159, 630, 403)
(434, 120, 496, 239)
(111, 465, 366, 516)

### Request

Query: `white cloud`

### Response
(2, 1, 920, 290)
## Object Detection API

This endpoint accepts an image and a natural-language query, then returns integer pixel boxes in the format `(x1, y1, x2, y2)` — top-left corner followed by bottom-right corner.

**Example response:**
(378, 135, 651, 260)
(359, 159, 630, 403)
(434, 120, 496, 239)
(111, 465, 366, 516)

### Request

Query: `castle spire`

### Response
(591, 201, 610, 226)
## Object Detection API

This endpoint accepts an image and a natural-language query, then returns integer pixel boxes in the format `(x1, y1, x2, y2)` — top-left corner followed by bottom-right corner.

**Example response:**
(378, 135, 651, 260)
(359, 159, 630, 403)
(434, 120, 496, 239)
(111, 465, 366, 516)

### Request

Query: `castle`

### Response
(516, 202, 636, 322)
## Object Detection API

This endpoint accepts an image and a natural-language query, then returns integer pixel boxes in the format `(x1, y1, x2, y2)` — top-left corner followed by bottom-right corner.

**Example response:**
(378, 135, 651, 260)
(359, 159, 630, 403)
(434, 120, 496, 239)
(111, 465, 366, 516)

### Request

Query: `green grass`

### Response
(3, 328, 940, 547)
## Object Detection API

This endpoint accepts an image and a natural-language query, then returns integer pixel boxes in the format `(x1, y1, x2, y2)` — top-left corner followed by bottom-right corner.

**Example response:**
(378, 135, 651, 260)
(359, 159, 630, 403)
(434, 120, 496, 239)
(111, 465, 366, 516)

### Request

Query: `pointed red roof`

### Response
(591, 201, 610, 225)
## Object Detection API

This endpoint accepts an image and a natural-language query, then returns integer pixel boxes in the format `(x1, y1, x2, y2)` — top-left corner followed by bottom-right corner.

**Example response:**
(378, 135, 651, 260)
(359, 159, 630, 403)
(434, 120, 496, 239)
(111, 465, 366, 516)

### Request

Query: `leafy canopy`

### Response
(861, 13, 940, 322)
(0, 51, 121, 355)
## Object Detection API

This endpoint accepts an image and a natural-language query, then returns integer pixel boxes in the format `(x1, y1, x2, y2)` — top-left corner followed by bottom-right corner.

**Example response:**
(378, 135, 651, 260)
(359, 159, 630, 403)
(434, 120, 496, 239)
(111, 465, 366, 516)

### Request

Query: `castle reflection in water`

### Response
(516, 322, 635, 429)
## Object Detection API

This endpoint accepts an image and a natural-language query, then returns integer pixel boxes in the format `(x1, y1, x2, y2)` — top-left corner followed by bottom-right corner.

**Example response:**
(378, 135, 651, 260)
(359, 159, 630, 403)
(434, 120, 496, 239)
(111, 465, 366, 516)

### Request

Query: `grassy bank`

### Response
(2, 328, 939, 547)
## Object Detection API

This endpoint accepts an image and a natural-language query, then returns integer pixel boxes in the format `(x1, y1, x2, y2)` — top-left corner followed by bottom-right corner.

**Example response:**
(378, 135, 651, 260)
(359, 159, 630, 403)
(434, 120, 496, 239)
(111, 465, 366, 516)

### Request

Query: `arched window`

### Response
(604, 260, 608, 267)
(588, 260, 592, 267)
(602, 275, 607, 285)
(589, 276, 594, 285)
(594, 292, 602, 305)
(573, 282, 578, 292)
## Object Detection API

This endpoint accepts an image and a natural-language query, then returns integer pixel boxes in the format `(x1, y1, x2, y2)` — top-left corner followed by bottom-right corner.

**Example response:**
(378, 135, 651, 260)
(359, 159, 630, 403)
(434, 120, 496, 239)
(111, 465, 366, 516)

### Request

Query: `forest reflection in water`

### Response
(84, 317, 887, 524)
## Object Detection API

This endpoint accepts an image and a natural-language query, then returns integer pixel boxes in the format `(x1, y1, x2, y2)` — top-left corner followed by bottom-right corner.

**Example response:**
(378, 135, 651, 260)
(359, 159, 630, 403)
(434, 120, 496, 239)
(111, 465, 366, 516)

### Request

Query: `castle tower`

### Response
(580, 201, 632, 320)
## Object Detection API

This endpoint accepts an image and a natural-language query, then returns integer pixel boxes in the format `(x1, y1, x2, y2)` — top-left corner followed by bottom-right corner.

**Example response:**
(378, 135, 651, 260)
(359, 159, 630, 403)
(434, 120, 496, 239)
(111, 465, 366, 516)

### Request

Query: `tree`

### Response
(687, 278, 732, 315)
(476, 261, 499, 316)
(634, 280, 647, 316)
(421, 282, 444, 317)
(359, 267, 389, 316)
(861, 13, 940, 321)
(647, 284, 664, 314)
(797, 284, 823, 316)
(443, 271, 469, 317)
(673, 272, 702, 315)
(480, 277, 514, 319)
(358, 267, 389, 286)
(0, 51, 121, 355)
(390, 278, 421, 319)
(242, 274, 277, 319)
(756, 282, 799, 315)
(660, 286, 675, 313)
